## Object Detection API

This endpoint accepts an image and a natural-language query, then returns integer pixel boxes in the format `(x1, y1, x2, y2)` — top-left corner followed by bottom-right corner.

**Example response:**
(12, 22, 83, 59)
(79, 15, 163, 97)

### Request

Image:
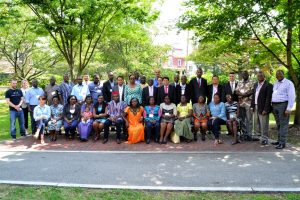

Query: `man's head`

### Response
(32, 79, 38, 88)
(148, 79, 154, 87)
(196, 68, 203, 78)
(229, 72, 235, 82)
(242, 71, 249, 81)
(257, 71, 265, 82)
(112, 91, 120, 102)
(276, 70, 284, 81)
(117, 76, 124, 86)
(77, 76, 83, 85)
(134, 71, 140, 80)
(11, 79, 17, 89)
(212, 75, 219, 85)
(163, 77, 169, 86)
(155, 69, 161, 78)
(50, 76, 56, 86)
(140, 75, 146, 84)
(174, 74, 179, 83)
(181, 75, 187, 85)
(63, 74, 69, 82)
(83, 74, 89, 82)
(108, 72, 114, 81)
(93, 74, 100, 84)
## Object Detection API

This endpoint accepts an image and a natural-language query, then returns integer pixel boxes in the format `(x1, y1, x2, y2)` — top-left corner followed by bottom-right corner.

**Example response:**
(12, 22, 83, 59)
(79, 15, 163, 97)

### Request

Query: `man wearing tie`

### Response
(157, 77, 176, 105)
(171, 74, 181, 105)
(222, 72, 238, 102)
(142, 79, 158, 106)
(189, 68, 208, 104)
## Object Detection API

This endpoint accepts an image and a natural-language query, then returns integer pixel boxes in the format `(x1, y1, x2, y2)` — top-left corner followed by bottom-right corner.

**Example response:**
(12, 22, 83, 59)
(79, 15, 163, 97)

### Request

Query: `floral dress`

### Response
(48, 104, 63, 131)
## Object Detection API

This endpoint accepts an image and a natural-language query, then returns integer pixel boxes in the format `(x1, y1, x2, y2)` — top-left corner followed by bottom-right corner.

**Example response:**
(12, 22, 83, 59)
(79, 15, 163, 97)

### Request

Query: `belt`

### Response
(272, 101, 288, 105)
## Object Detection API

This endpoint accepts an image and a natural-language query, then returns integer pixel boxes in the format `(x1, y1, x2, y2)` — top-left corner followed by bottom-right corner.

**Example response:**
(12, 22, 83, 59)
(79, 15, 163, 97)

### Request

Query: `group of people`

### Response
(5, 68, 295, 149)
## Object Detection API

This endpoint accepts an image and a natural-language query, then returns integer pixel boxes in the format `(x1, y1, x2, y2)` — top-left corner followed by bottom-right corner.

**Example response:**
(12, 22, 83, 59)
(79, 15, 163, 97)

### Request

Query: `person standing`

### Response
(44, 76, 60, 105)
(171, 74, 181, 105)
(222, 72, 238, 102)
(124, 74, 142, 105)
(112, 75, 125, 102)
(189, 68, 208, 104)
(179, 75, 192, 103)
(59, 73, 74, 106)
(153, 69, 161, 87)
(207, 75, 223, 104)
(271, 70, 295, 149)
(5, 79, 26, 139)
(102, 72, 116, 103)
(89, 74, 102, 104)
(71, 76, 90, 105)
(20, 80, 29, 134)
(140, 75, 148, 89)
(142, 79, 158, 106)
(250, 71, 273, 145)
(25, 79, 44, 135)
(157, 77, 176, 105)
(235, 71, 255, 141)
(82, 74, 91, 86)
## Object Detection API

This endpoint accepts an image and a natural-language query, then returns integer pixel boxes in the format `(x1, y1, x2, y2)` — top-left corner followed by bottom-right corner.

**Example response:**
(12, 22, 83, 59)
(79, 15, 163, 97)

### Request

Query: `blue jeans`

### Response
(36, 119, 49, 135)
(10, 110, 26, 138)
(145, 120, 160, 141)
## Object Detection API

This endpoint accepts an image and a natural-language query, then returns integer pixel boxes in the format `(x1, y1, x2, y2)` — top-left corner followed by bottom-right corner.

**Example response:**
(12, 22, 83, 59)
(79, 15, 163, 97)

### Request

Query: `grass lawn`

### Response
(0, 185, 300, 200)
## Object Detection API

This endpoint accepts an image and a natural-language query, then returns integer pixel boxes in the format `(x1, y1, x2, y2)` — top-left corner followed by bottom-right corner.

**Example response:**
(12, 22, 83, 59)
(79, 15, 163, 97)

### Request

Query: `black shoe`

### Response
(271, 141, 279, 145)
(261, 140, 268, 145)
(116, 139, 121, 144)
(194, 133, 198, 141)
(201, 134, 205, 141)
(154, 138, 159, 143)
(102, 138, 108, 144)
(275, 144, 286, 149)
(252, 137, 260, 141)
(146, 139, 150, 144)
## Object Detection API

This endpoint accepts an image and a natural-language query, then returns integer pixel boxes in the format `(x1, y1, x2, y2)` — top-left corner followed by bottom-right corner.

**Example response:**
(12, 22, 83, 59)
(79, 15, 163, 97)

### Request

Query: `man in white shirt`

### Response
(71, 76, 90, 104)
(112, 76, 125, 101)
(142, 79, 158, 106)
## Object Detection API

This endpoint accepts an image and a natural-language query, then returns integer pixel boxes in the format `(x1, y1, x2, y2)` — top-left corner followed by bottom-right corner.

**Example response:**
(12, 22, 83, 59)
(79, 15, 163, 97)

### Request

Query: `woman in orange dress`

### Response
(123, 98, 145, 144)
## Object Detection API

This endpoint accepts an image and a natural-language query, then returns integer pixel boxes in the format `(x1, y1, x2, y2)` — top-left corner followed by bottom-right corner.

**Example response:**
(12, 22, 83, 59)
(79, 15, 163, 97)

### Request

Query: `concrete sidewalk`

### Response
(0, 151, 299, 192)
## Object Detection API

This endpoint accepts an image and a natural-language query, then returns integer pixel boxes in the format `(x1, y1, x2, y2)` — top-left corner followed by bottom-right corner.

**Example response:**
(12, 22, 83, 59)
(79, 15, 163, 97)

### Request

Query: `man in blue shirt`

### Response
(25, 79, 44, 134)
(88, 74, 102, 104)
(71, 76, 90, 104)
(5, 79, 26, 139)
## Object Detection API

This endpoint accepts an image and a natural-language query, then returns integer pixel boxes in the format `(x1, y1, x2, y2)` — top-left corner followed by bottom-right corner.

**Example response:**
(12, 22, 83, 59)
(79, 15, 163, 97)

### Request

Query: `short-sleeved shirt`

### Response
(44, 84, 60, 105)
(5, 89, 23, 111)
(177, 103, 192, 118)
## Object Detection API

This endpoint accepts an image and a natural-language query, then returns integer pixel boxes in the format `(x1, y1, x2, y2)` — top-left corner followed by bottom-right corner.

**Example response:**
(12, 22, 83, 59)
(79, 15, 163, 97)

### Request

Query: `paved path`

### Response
(0, 150, 300, 191)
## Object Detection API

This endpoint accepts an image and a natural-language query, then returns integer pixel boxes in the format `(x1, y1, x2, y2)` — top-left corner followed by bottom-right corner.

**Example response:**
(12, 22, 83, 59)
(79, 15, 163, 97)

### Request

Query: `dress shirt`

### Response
(149, 86, 154, 96)
(208, 102, 227, 121)
(180, 84, 186, 95)
(25, 87, 44, 106)
(71, 84, 90, 101)
(118, 85, 124, 98)
(271, 78, 296, 111)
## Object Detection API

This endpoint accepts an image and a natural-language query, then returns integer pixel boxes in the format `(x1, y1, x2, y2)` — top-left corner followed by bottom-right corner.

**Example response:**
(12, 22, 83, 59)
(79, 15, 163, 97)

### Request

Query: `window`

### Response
(178, 59, 182, 67)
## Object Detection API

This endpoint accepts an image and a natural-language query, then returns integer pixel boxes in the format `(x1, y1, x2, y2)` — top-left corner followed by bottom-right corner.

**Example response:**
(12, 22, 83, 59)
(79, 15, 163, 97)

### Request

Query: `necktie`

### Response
(198, 79, 201, 87)
(165, 86, 168, 94)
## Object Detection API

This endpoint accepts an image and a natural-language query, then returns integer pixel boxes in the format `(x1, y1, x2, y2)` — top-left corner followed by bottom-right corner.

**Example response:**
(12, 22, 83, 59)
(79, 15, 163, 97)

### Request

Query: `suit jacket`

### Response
(102, 80, 116, 103)
(142, 86, 158, 106)
(188, 77, 208, 104)
(222, 81, 238, 102)
(171, 83, 181, 105)
(112, 85, 125, 102)
(157, 84, 176, 105)
(251, 81, 273, 114)
(207, 84, 223, 104)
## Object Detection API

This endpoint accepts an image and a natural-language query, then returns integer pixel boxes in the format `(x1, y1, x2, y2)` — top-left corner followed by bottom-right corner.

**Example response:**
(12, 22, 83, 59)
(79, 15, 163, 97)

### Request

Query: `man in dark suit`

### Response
(112, 76, 125, 101)
(157, 77, 176, 105)
(250, 71, 273, 145)
(142, 79, 158, 106)
(178, 75, 192, 103)
(170, 74, 181, 105)
(222, 72, 238, 102)
(189, 68, 208, 104)
(207, 75, 223, 104)
(102, 72, 116, 103)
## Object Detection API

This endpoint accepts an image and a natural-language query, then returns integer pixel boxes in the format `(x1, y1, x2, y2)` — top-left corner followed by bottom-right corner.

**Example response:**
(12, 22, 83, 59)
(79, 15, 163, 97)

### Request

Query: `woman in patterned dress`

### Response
(124, 74, 142, 105)
(193, 95, 210, 141)
(48, 96, 63, 141)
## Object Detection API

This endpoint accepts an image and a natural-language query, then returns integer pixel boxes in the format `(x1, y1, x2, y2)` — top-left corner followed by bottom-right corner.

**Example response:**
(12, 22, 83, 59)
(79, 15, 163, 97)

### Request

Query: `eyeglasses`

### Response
(70, 98, 76, 100)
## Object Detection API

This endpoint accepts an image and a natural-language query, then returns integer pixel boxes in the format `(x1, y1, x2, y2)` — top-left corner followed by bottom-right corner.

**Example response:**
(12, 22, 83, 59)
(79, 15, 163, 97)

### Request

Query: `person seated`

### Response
(208, 93, 227, 145)
(123, 98, 145, 144)
(159, 95, 177, 144)
(225, 94, 240, 145)
(33, 95, 51, 144)
(63, 95, 81, 140)
(193, 96, 210, 141)
(174, 95, 193, 143)
(78, 95, 94, 142)
(143, 96, 161, 144)
(103, 91, 127, 144)
(48, 96, 63, 142)
(92, 95, 108, 141)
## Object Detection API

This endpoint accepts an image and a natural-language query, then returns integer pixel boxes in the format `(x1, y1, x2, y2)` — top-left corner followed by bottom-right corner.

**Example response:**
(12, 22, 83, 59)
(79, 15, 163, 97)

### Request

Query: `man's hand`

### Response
(285, 110, 290, 117)
(262, 111, 267, 116)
